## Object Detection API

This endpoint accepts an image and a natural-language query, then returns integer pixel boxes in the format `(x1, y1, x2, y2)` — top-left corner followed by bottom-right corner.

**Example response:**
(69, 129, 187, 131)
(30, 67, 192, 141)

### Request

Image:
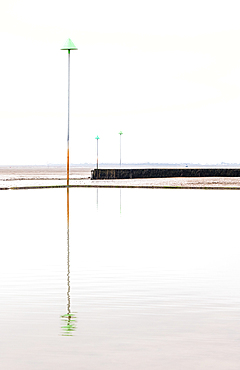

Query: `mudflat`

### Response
(1, 165, 240, 189)
(0, 165, 92, 179)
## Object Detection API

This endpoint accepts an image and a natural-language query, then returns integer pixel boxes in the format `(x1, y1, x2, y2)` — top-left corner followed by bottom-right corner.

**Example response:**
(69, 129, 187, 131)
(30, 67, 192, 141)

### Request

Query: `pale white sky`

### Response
(1, 0, 240, 165)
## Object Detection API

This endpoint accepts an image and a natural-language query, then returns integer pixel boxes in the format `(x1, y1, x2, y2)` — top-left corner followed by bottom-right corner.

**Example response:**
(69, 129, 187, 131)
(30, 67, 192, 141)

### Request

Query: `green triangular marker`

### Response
(61, 38, 78, 50)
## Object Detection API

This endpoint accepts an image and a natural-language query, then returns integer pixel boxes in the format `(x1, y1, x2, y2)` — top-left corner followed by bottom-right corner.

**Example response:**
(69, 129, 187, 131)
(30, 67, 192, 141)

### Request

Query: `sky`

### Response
(1, 0, 240, 165)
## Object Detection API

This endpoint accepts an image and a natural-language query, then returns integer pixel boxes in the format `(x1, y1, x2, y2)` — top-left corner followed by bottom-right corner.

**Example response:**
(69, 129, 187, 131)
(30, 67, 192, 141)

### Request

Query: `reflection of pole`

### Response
(119, 131, 123, 167)
(67, 187, 70, 314)
(120, 188, 121, 214)
(61, 38, 78, 187)
(61, 187, 77, 336)
(95, 136, 100, 169)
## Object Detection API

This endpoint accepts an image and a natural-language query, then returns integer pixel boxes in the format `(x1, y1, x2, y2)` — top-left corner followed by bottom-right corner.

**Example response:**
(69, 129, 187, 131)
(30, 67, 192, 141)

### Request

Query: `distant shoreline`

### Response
(1, 162, 240, 169)
(1, 164, 240, 190)
(0, 172, 240, 191)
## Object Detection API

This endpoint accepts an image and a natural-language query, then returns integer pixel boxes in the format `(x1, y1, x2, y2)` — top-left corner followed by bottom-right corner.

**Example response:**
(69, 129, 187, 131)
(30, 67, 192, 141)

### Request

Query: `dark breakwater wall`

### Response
(91, 168, 240, 180)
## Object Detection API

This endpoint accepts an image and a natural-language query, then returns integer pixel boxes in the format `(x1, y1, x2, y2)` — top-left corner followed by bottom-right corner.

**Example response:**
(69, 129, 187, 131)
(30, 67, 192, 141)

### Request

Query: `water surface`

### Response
(0, 188, 240, 369)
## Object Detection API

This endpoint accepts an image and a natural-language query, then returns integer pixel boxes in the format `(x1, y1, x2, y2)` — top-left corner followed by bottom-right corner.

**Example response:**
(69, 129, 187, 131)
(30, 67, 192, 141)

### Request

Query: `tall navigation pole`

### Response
(95, 135, 100, 169)
(61, 38, 78, 187)
(119, 131, 123, 167)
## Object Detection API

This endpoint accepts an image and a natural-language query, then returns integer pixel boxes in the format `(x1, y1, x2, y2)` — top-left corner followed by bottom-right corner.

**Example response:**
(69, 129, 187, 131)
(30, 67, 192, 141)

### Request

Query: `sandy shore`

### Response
(1, 165, 240, 190)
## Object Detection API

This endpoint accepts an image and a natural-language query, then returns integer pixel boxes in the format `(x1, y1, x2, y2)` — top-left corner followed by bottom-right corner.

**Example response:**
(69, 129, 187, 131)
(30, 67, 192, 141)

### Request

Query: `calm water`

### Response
(1, 188, 240, 369)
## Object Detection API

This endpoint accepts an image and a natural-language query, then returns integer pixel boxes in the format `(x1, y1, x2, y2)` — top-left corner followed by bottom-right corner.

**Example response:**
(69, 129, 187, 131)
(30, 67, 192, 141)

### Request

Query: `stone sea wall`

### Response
(91, 168, 240, 180)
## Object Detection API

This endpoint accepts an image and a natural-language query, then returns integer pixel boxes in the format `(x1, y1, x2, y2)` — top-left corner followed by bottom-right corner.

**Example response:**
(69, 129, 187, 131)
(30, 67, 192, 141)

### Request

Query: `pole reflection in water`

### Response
(96, 188, 98, 210)
(61, 187, 77, 336)
(120, 188, 122, 214)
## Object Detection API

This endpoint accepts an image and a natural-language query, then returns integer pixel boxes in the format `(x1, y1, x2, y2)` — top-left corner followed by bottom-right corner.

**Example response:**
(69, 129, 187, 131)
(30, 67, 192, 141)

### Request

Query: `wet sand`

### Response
(1, 165, 240, 189)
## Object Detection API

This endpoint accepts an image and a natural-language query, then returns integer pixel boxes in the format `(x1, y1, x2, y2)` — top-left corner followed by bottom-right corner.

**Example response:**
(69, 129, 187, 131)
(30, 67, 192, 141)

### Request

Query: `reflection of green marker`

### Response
(61, 38, 78, 187)
(95, 135, 100, 169)
(119, 131, 123, 167)
(61, 313, 77, 336)
(60, 234, 77, 336)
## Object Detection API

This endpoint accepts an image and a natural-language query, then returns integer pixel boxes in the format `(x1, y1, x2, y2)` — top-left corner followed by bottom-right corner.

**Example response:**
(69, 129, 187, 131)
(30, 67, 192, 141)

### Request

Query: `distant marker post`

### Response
(119, 131, 123, 167)
(95, 135, 100, 169)
(61, 38, 78, 187)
